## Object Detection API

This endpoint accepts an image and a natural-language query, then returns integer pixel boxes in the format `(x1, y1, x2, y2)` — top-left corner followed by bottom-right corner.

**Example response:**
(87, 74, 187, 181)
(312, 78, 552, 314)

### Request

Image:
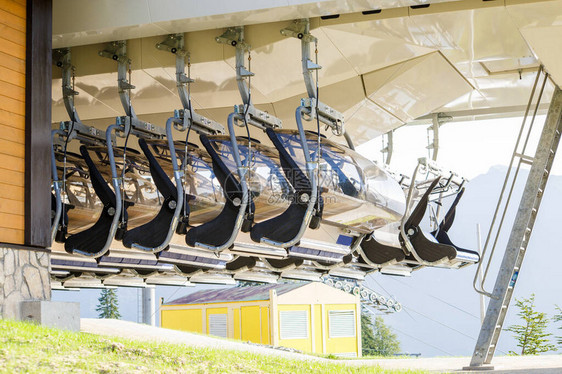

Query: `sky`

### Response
(356, 114, 555, 180)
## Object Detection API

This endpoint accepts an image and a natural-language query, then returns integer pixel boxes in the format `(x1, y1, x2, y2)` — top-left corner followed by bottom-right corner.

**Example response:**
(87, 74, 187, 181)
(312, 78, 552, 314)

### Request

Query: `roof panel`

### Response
(165, 282, 308, 305)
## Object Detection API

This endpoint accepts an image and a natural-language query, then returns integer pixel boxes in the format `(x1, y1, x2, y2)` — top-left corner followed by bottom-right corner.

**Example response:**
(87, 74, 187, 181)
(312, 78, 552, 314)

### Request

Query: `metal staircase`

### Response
(469, 72, 562, 367)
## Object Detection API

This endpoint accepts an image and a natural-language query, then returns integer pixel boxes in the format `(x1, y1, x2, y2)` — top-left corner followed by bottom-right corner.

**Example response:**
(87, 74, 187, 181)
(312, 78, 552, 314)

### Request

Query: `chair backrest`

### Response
(79, 145, 116, 207)
(404, 177, 441, 229)
(439, 188, 465, 233)
(265, 128, 312, 195)
(200, 134, 243, 202)
(138, 138, 176, 199)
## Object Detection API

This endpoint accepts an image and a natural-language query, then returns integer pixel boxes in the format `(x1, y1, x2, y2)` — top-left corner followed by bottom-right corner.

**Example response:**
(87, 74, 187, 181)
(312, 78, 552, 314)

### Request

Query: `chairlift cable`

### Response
(402, 305, 478, 342)
(389, 323, 455, 357)
(364, 305, 454, 356)
(389, 277, 480, 320)
(374, 278, 507, 355)
(366, 287, 495, 355)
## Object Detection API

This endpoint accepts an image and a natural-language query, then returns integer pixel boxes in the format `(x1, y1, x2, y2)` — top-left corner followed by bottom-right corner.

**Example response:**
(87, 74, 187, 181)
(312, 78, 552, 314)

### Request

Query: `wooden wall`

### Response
(0, 0, 26, 245)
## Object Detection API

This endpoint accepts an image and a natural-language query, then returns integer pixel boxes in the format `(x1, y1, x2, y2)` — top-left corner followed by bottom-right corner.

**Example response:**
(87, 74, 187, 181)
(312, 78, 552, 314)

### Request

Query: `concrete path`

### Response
(81, 319, 562, 373)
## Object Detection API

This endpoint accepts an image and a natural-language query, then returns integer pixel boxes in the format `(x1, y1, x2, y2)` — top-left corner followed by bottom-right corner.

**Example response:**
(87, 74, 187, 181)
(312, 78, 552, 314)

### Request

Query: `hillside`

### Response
(0, 319, 424, 374)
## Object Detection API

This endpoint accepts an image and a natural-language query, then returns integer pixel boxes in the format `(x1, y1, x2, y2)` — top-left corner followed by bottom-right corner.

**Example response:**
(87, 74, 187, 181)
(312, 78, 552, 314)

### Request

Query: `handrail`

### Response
(473, 66, 547, 297)
(50, 129, 64, 243)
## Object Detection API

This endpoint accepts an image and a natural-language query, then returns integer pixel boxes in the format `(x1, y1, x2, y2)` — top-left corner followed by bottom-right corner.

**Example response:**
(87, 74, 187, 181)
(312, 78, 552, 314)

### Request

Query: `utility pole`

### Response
(477, 224, 486, 324)
(142, 286, 156, 326)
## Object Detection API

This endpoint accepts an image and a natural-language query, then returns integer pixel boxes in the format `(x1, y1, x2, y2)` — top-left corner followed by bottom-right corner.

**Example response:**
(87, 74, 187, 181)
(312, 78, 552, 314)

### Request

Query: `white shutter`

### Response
(279, 310, 308, 339)
(328, 310, 355, 338)
(208, 313, 227, 338)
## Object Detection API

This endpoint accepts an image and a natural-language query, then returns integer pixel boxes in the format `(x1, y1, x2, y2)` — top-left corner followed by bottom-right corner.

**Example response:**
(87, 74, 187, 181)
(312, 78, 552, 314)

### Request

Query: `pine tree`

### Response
(96, 288, 121, 319)
(554, 305, 562, 346)
(361, 312, 400, 356)
(361, 312, 377, 356)
(506, 294, 555, 355)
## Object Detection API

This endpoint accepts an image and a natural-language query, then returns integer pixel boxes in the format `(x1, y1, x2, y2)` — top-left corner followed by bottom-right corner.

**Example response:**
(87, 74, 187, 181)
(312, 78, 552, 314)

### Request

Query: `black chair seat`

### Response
(185, 135, 251, 248)
(359, 235, 406, 265)
(122, 138, 179, 249)
(250, 203, 307, 243)
(65, 146, 128, 256)
(263, 257, 303, 270)
(403, 228, 457, 263)
(250, 128, 318, 244)
(226, 256, 257, 271)
(401, 178, 457, 264)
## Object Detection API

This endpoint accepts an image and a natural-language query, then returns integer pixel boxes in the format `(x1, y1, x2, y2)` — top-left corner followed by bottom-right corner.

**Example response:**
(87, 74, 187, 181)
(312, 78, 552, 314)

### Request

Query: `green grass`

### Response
(0, 319, 428, 373)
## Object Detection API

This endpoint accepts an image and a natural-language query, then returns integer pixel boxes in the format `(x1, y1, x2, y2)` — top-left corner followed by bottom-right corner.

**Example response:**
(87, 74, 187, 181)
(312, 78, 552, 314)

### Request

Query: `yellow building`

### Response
(161, 282, 362, 357)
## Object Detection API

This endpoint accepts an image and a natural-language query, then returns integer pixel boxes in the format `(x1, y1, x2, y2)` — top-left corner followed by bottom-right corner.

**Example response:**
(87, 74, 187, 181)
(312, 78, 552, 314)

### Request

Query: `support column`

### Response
(142, 286, 155, 326)
(0, 246, 51, 319)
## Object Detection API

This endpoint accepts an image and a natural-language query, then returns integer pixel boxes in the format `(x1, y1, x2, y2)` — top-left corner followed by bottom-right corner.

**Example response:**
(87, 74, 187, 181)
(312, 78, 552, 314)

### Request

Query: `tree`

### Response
(361, 312, 377, 355)
(554, 305, 562, 346)
(361, 312, 400, 356)
(96, 288, 121, 319)
(506, 294, 555, 355)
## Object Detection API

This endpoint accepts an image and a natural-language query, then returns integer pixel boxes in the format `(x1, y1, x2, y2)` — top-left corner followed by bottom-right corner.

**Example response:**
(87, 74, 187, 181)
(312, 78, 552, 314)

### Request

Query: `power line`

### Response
(392, 325, 454, 356)
(367, 276, 508, 355)
(402, 305, 476, 341)
(364, 307, 454, 356)
(388, 277, 481, 320)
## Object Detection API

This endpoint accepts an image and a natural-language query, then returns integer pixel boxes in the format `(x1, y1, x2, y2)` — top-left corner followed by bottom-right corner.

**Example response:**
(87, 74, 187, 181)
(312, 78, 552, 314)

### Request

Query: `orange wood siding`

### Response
(0, 0, 26, 244)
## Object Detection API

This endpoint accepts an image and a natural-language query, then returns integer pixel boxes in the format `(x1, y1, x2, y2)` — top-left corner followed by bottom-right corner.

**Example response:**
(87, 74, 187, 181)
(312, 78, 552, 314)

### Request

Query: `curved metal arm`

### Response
(300, 20, 317, 100)
(260, 106, 318, 248)
(50, 129, 64, 243)
(130, 116, 184, 253)
(98, 41, 136, 119)
(195, 112, 248, 252)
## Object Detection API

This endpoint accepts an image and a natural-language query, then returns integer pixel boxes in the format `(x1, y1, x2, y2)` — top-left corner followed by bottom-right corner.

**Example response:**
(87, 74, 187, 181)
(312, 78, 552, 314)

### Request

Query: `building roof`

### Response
(165, 282, 309, 305)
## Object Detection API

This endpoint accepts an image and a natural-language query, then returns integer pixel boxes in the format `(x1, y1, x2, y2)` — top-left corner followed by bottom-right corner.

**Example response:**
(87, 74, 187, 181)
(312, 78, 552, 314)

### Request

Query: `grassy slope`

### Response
(0, 319, 428, 373)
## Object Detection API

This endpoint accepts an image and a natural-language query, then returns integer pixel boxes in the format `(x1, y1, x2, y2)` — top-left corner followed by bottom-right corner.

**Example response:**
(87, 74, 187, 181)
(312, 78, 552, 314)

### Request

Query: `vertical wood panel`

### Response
(24, 0, 51, 248)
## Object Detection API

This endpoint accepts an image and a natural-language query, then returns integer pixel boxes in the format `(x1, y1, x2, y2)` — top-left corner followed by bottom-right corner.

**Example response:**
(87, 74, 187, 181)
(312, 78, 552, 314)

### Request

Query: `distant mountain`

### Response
(52, 165, 562, 357)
